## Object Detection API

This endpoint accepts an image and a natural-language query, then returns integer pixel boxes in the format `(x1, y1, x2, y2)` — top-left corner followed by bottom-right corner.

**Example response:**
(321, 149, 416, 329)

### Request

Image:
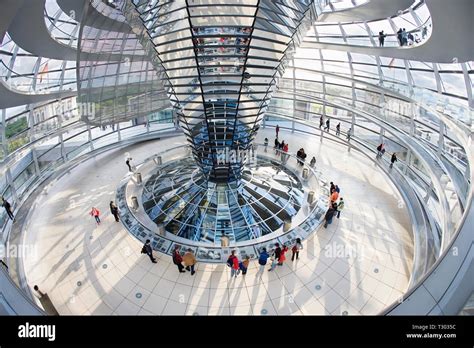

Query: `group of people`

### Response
(324, 182, 344, 228)
(275, 125, 317, 167)
(376, 143, 398, 168)
(226, 241, 302, 278)
(380, 27, 426, 48)
(255, 238, 304, 274)
(319, 116, 343, 137)
(172, 245, 197, 275)
(142, 237, 306, 280)
(227, 250, 250, 277)
(89, 201, 120, 225)
(274, 138, 288, 153)
(258, 239, 303, 273)
(144, 243, 198, 272)
(396, 28, 418, 46)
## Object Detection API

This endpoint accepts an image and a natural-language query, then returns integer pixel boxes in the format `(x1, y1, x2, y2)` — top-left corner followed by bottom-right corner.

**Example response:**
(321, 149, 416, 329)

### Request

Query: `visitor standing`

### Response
(227, 250, 240, 278)
(258, 248, 270, 276)
(33, 285, 59, 315)
(397, 28, 403, 46)
(268, 243, 281, 272)
(2, 197, 14, 220)
(264, 138, 269, 152)
(109, 201, 119, 222)
(278, 245, 288, 266)
(172, 245, 186, 273)
(422, 26, 428, 39)
(346, 126, 353, 141)
(291, 238, 303, 261)
(296, 148, 303, 165)
(126, 158, 133, 172)
(324, 203, 338, 228)
(330, 189, 339, 205)
(390, 153, 398, 168)
(336, 123, 341, 136)
(310, 156, 316, 167)
(90, 207, 100, 225)
(402, 28, 408, 46)
(376, 143, 385, 158)
(378, 31, 386, 47)
(276, 124, 280, 138)
(324, 118, 330, 132)
(336, 198, 344, 218)
(183, 248, 197, 275)
(300, 148, 307, 165)
(319, 116, 324, 129)
(141, 239, 157, 263)
(239, 255, 250, 275)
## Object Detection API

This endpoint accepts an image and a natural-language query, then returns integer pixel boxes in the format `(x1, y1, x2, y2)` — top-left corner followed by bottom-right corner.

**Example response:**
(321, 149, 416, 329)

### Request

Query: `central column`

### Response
(124, 0, 316, 184)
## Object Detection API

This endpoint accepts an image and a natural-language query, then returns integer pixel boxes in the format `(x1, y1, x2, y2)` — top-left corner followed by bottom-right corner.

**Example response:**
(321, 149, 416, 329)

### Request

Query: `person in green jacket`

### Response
(336, 198, 344, 219)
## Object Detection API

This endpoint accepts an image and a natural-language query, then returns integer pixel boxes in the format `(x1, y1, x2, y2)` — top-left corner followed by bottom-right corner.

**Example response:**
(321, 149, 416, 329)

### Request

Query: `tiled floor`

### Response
(22, 129, 413, 315)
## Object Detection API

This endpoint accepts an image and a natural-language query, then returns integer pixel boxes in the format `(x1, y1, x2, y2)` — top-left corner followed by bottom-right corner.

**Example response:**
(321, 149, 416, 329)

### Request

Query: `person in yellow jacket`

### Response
(183, 248, 197, 275)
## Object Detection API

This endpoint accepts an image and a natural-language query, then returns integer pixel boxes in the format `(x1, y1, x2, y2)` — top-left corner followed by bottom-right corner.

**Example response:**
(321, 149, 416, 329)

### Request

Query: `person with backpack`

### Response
(141, 239, 157, 263)
(291, 238, 303, 261)
(376, 143, 385, 158)
(227, 250, 240, 278)
(324, 203, 338, 228)
(336, 198, 344, 218)
(183, 248, 197, 275)
(239, 255, 250, 275)
(172, 245, 186, 273)
(268, 243, 281, 272)
(90, 207, 100, 225)
(257, 248, 269, 276)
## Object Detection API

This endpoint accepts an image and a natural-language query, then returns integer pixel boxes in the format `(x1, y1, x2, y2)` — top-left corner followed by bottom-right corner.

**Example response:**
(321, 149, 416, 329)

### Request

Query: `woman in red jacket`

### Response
(278, 245, 288, 266)
(228, 250, 240, 278)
